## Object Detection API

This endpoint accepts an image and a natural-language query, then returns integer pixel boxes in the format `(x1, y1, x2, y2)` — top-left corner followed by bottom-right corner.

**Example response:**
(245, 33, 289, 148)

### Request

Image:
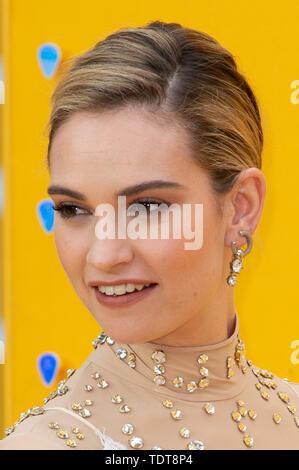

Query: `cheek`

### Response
(53, 222, 85, 279)
(148, 212, 224, 302)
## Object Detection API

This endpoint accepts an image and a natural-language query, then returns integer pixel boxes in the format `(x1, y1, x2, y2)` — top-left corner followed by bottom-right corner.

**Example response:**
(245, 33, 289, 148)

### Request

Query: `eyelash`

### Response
(52, 198, 169, 220)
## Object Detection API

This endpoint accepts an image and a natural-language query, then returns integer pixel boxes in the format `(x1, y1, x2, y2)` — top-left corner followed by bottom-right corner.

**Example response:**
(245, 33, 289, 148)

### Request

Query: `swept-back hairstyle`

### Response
(45, 20, 263, 196)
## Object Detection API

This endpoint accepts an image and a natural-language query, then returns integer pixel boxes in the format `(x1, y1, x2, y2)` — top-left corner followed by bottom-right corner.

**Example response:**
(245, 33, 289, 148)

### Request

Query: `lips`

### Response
(92, 283, 158, 309)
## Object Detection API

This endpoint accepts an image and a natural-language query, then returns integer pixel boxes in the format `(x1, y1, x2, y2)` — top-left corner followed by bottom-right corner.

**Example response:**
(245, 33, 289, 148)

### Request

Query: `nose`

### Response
(86, 237, 134, 272)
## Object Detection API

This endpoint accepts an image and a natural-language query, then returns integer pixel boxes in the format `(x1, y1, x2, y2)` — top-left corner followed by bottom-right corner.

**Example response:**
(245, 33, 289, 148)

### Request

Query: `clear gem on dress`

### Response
(203, 403, 215, 415)
(112, 394, 123, 404)
(116, 348, 127, 359)
(179, 427, 191, 438)
(171, 409, 182, 420)
(122, 423, 134, 435)
(187, 381, 198, 393)
(151, 350, 166, 363)
(120, 404, 131, 413)
(97, 378, 109, 388)
(186, 440, 205, 450)
(154, 375, 166, 385)
(128, 436, 144, 448)
(173, 376, 184, 388)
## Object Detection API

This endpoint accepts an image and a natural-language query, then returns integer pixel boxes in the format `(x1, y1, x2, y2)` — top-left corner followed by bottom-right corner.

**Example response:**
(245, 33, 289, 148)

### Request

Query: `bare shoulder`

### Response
(0, 433, 64, 450)
(285, 380, 299, 397)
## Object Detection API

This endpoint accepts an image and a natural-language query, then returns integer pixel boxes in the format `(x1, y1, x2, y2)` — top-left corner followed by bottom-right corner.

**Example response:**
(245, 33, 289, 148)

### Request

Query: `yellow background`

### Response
(1, 0, 299, 437)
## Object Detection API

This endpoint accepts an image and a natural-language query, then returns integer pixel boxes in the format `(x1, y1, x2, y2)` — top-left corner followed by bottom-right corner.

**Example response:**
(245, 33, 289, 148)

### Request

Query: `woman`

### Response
(0, 20, 298, 450)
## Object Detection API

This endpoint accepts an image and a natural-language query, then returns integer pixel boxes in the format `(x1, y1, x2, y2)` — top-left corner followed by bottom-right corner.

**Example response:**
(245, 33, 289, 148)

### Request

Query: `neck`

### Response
(91, 312, 249, 402)
(149, 291, 236, 347)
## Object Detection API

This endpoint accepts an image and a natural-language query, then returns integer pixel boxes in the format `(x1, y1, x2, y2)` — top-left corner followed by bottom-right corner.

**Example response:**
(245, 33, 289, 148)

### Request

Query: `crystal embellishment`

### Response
(129, 436, 144, 449)
(120, 404, 131, 413)
(187, 381, 198, 393)
(186, 440, 205, 450)
(204, 403, 215, 415)
(179, 427, 191, 438)
(116, 349, 127, 359)
(197, 354, 208, 364)
(112, 394, 123, 404)
(171, 409, 182, 420)
(173, 377, 184, 388)
(122, 424, 134, 435)
(151, 350, 166, 363)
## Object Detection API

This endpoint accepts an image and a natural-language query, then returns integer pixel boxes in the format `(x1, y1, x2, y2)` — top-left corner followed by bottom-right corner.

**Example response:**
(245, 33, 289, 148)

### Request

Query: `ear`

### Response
(224, 168, 267, 250)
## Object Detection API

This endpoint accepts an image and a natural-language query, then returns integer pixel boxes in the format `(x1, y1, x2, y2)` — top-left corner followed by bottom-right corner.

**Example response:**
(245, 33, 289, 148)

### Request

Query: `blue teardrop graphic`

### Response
(37, 352, 59, 387)
(37, 199, 54, 233)
(37, 43, 61, 79)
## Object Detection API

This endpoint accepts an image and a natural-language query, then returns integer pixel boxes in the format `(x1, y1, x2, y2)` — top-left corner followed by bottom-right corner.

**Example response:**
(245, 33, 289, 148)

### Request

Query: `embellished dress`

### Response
(0, 314, 298, 450)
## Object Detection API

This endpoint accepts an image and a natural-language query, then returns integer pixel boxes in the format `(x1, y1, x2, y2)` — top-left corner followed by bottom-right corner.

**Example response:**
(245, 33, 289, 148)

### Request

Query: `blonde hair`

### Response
(46, 20, 263, 195)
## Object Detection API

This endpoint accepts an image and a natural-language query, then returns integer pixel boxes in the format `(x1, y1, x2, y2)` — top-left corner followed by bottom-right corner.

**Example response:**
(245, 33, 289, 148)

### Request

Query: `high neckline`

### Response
(91, 312, 249, 402)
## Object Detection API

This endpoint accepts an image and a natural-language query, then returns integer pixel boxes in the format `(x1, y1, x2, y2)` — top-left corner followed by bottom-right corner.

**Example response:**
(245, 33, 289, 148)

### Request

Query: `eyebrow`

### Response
(47, 180, 186, 200)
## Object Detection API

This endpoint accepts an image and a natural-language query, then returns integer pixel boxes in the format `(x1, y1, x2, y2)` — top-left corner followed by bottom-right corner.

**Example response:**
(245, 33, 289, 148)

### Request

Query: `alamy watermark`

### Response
(93, 196, 203, 250)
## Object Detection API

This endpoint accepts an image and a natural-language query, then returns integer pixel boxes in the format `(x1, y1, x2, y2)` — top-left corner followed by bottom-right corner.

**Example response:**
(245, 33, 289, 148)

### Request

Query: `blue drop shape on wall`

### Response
(37, 43, 61, 79)
(37, 199, 54, 233)
(37, 352, 59, 387)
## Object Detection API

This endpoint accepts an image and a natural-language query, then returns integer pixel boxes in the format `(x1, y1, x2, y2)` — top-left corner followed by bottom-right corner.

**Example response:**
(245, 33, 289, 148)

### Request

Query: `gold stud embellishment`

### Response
(248, 409, 257, 420)
(243, 435, 254, 448)
(171, 409, 183, 420)
(261, 391, 270, 401)
(120, 404, 131, 413)
(273, 413, 282, 424)
(231, 411, 242, 422)
(238, 422, 247, 433)
(238, 407, 248, 417)
(71, 402, 82, 411)
(277, 391, 289, 403)
(162, 399, 173, 408)
(287, 405, 296, 414)
(198, 378, 209, 389)
(227, 356, 235, 379)
(66, 439, 77, 448)
(49, 422, 60, 430)
(203, 403, 215, 415)
(57, 429, 69, 439)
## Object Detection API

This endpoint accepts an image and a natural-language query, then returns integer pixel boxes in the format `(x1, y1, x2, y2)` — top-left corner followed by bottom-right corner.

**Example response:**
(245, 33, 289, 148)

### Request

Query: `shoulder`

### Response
(0, 362, 105, 450)
(284, 380, 299, 398)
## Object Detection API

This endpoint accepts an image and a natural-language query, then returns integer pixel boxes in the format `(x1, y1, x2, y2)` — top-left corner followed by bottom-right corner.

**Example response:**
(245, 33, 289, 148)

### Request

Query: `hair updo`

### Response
(45, 20, 263, 196)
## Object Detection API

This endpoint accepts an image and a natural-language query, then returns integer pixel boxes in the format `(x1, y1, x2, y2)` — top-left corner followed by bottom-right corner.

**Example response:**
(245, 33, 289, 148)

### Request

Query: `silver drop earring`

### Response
(227, 230, 253, 287)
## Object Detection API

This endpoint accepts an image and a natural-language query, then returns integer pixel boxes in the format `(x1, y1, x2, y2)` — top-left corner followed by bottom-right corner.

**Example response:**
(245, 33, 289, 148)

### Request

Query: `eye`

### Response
(53, 203, 90, 220)
(127, 198, 170, 215)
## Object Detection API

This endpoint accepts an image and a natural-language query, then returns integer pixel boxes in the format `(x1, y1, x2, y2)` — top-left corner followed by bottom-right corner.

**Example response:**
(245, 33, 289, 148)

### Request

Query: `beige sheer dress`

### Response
(0, 314, 298, 450)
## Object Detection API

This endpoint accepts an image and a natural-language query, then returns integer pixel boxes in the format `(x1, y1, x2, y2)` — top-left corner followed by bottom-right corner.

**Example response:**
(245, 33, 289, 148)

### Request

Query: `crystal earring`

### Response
(227, 230, 253, 287)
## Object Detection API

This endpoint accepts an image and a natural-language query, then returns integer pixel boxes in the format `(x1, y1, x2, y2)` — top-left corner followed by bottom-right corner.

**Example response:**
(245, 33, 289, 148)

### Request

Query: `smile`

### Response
(92, 283, 158, 308)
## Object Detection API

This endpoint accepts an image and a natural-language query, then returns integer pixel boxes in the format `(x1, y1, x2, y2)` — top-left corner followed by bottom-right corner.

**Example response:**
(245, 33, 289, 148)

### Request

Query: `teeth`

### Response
(98, 283, 152, 296)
